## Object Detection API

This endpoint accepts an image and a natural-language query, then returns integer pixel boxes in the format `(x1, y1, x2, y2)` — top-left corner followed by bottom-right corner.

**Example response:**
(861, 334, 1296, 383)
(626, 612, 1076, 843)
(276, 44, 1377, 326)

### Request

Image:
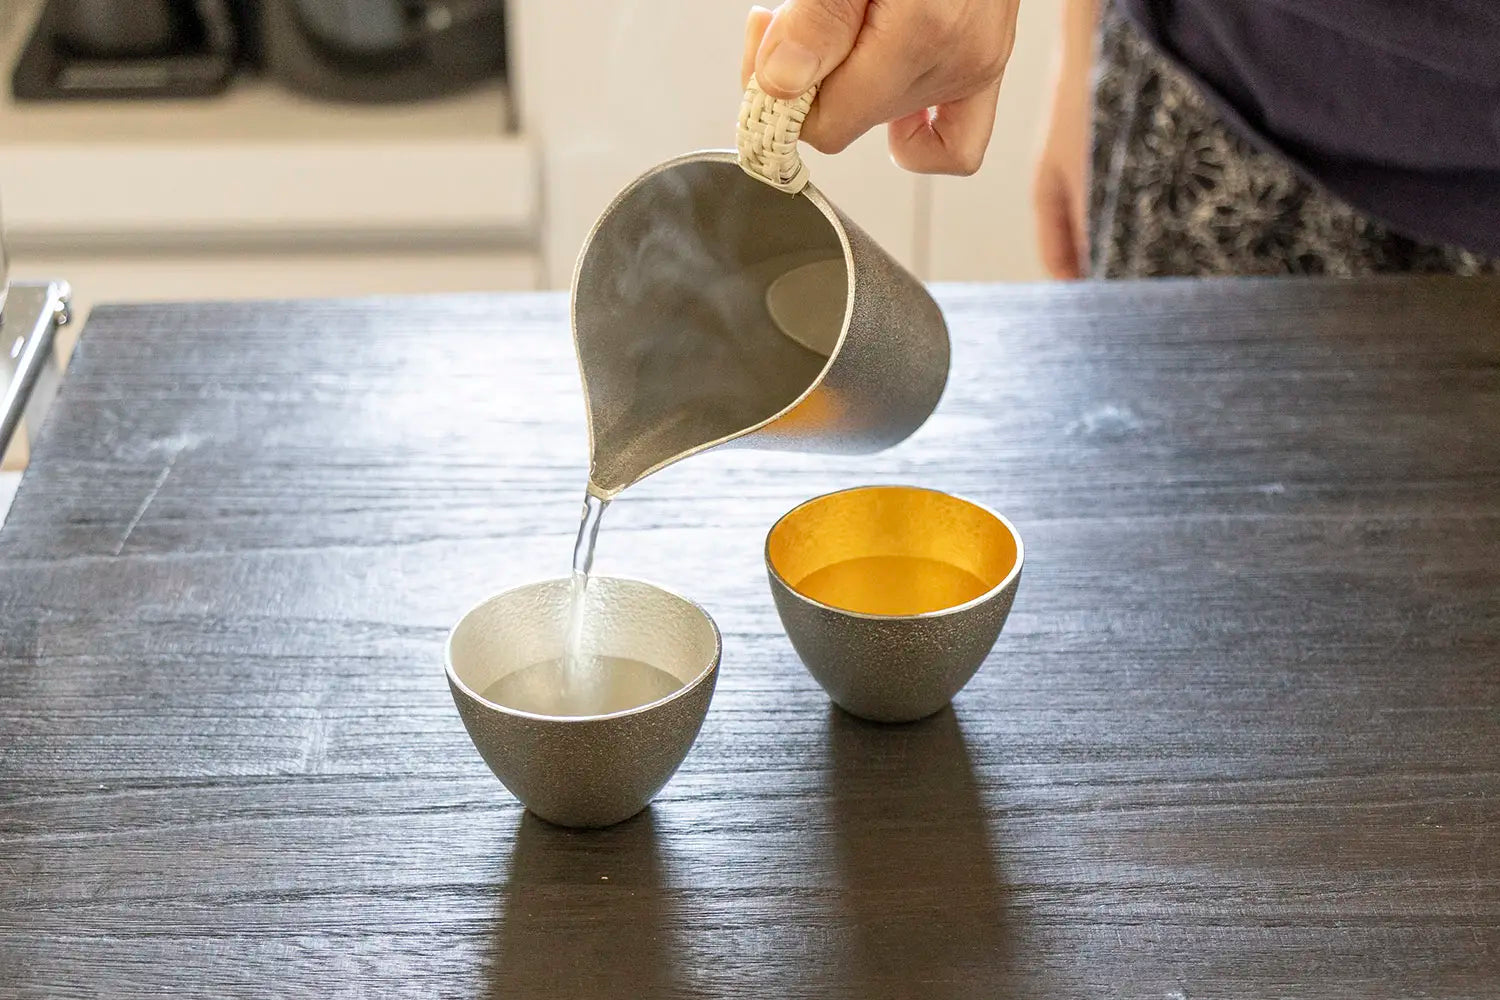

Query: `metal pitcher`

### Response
(571, 82, 950, 499)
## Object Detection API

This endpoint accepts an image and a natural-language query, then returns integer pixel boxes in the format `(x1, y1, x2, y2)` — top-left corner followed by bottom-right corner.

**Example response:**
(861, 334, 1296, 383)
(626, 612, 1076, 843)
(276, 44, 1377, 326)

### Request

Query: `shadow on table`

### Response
(824, 704, 1018, 996)
(486, 808, 685, 999)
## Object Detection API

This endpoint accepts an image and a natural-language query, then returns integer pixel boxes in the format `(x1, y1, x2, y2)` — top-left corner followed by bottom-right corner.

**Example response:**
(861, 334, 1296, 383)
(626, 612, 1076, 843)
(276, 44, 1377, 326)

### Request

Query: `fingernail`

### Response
(761, 40, 820, 95)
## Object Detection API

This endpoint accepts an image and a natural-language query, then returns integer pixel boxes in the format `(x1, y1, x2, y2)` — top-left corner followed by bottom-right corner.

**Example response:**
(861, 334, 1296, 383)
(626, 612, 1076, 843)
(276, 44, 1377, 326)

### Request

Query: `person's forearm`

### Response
(1034, 0, 1099, 279)
(1061, 0, 1100, 74)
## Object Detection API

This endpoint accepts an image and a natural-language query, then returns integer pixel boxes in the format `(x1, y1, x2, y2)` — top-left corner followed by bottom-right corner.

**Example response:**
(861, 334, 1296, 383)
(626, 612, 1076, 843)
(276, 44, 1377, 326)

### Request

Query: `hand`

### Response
(740, 0, 1021, 175)
(1033, 0, 1095, 278)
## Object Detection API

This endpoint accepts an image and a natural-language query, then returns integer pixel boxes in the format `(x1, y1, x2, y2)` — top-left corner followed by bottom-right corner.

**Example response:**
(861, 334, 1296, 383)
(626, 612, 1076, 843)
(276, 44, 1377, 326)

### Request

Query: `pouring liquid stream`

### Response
(562, 490, 610, 695)
(482, 488, 687, 717)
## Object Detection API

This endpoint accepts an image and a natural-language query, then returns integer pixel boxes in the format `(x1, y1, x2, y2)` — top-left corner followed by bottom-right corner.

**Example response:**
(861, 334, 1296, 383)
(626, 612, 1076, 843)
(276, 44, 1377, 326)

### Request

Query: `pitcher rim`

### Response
(569, 149, 856, 499)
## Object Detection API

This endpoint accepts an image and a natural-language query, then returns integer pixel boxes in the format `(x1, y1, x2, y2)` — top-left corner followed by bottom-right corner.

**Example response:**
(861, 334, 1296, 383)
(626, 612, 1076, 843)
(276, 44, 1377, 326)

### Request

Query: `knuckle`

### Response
(888, 138, 918, 172)
(979, 50, 1011, 85)
(899, 11, 952, 65)
(957, 39, 1009, 88)
(904, 3, 943, 36)
(802, 0, 865, 35)
(951, 146, 985, 176)
(906, 0, 960, 35)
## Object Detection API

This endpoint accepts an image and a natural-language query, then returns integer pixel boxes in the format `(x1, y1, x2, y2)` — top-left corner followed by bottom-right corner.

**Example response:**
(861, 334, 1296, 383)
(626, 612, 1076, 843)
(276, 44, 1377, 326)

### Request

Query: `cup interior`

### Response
(767, 486, 1022, 617)
(447, 577, 721, 719)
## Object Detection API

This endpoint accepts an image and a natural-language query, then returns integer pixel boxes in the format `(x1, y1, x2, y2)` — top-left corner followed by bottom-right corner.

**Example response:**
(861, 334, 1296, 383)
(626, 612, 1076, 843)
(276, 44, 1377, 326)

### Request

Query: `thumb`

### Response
(754, 0, 869, 99)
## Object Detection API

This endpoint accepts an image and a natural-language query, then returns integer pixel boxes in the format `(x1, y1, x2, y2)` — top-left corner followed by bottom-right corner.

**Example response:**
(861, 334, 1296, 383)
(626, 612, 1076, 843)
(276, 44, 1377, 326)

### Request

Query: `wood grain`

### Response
(1, 277, 1498, 998)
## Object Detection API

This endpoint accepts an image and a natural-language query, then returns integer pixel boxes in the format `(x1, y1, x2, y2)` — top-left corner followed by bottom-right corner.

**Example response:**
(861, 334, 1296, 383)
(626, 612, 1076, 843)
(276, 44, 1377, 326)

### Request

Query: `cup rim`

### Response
(445, 575, 723, 724)
(764, 484, 1025, 622)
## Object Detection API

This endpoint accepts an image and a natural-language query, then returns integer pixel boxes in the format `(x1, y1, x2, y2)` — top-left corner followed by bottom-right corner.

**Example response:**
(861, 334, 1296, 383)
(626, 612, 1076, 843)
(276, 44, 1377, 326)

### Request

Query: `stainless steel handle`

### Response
(0, 281, 73, 462)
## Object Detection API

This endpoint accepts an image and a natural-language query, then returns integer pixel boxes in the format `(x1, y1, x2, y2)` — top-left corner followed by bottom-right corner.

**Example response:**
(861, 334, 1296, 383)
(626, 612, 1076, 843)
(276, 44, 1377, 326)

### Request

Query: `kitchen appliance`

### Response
(12, 0, 238, 100)
(11, 0, 506, 103)
(258, 0, 506, 103)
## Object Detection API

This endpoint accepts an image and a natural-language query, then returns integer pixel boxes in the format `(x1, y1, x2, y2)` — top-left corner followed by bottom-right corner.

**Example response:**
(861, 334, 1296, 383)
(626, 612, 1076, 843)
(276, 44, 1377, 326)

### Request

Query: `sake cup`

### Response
(446, 577, 720, 828)
(766, 486, 1023, 723)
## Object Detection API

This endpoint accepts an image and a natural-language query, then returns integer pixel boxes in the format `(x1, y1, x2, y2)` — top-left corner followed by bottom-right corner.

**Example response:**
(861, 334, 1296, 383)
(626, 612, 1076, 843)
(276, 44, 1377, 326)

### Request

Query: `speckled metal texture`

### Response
(572, 150, 949, 498)
(766, 487, 1024, 724)
(446, 577, 720, 828)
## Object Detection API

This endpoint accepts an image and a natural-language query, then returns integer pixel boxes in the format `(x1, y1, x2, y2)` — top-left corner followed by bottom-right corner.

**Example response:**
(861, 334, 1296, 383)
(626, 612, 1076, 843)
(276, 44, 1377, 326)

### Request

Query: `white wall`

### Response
(511, 0, 1059, 286)
(4, 0, 1061, 320)
(931, 0, 1061, 282)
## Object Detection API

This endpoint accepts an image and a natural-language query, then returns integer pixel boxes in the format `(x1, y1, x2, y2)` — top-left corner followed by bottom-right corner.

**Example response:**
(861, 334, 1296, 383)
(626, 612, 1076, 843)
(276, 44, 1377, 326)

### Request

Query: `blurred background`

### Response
(0, 0, 1059, 312)
(0, 0, 1058, 496)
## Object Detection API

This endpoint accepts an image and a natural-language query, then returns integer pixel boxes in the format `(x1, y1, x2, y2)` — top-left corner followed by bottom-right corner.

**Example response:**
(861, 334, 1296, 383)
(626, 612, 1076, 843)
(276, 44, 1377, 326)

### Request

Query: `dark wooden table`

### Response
(1, 278, 1497, 998)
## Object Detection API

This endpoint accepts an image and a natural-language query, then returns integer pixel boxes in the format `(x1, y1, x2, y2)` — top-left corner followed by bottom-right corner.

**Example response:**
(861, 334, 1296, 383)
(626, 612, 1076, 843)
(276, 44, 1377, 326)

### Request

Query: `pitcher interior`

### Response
(573, 157, 850, 495)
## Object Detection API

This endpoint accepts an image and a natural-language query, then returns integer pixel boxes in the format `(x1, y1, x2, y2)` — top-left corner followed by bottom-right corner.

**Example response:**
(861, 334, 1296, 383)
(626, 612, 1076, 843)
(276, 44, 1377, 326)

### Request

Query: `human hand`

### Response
(740, 0, 1021, 175)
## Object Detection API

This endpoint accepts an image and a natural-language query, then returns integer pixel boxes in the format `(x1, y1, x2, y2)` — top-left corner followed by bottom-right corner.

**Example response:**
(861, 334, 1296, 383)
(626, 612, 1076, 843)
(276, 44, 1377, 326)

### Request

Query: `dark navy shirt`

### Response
(1120, 0, 1500, 256)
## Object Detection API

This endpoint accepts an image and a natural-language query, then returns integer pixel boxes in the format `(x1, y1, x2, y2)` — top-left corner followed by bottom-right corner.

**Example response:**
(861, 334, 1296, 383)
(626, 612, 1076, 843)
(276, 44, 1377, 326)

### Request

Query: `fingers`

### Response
(741, 6, 774, 87)
(742, 0, 1016, 165)
(797, 18, 933, 153)
(1034, 161, 1084, 279)
(887, 78, 1003, 175)
(752, 0, 870, 98)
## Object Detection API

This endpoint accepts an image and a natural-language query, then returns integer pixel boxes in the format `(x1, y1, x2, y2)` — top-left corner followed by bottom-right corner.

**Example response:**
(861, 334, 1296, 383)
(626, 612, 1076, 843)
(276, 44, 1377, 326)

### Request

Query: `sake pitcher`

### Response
(572, 80, 950, 498)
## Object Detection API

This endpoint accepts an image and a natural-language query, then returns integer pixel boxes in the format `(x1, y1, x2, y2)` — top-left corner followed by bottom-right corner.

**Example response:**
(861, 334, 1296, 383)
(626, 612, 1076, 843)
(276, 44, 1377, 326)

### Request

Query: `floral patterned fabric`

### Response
(1088, 2, 1500, 279)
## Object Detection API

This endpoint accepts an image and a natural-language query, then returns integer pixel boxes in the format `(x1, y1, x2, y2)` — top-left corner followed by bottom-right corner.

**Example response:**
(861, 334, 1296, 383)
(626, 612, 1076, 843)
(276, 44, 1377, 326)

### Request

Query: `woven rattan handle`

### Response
(737, 76, 817, 194)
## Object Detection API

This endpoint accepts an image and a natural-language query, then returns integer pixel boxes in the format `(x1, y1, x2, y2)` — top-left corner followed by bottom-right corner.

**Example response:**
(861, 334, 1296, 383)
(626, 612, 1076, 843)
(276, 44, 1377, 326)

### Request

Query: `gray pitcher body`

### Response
(572, 151, 949, 498)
